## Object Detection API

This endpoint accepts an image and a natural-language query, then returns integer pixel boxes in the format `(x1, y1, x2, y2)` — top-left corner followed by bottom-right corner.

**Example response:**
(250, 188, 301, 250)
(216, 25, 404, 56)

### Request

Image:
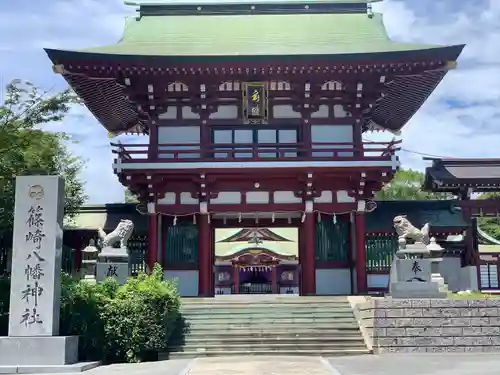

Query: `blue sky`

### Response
(0, 0, 499, 204)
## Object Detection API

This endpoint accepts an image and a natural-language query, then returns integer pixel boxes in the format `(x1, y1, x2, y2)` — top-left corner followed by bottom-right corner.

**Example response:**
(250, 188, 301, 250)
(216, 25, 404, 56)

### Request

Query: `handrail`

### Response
(111, 141, 400, 161)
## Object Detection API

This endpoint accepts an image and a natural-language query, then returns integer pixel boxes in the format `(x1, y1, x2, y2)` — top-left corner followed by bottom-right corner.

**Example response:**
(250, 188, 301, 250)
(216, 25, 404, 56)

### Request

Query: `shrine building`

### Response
(45, 0, 464, 296)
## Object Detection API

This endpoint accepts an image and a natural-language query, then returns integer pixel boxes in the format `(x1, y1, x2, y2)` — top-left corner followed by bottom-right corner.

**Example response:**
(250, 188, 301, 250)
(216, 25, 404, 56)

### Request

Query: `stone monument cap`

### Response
(98, 246, 128, 260)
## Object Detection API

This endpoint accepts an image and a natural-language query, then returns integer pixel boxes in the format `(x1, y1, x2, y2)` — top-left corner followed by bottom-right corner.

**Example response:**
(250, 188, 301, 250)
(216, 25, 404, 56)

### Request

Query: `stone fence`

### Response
(354, 298, 500, 353)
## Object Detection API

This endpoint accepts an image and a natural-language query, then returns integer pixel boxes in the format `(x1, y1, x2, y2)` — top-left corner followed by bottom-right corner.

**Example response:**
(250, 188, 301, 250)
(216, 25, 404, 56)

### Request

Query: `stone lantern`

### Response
(81, 239, 99, 283)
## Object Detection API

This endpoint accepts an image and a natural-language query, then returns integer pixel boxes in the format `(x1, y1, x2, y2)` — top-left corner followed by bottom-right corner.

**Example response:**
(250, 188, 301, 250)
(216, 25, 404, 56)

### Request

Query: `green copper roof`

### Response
(80, 12, 439, 56)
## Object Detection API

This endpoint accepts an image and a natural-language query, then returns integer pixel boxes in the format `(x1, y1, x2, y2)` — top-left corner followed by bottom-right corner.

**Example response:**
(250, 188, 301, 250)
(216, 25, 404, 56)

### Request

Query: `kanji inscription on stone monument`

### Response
(8, 176, 65, 336)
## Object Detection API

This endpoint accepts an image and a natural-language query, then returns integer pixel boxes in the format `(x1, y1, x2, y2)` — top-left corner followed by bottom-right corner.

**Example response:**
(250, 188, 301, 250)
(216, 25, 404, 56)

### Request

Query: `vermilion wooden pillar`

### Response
(302, 213, 316, 295)
(271, 266, 278, 294)
(198, 214, 212, 297)
(148, 214, 158, 271)
(354, 213, 368, 294)
(233, 265, 239, 294)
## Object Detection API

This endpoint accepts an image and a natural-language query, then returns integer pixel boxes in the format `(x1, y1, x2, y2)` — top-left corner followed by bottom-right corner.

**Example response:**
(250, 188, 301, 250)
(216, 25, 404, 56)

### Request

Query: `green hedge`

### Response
(0, 264, 181, 363)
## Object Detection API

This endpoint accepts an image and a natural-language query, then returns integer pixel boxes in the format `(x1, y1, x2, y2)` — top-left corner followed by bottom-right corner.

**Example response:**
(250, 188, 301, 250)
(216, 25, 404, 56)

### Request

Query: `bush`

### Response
(0, 276, 9, 336)
(1, 263, 181, 363)
(100, 264, 180, 362)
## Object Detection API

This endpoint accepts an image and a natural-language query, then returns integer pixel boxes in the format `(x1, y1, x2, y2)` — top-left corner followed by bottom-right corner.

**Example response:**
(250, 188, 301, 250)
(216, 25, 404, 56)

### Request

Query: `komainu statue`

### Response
(97, 219, 134, 252)
(393, 215, 430, 245)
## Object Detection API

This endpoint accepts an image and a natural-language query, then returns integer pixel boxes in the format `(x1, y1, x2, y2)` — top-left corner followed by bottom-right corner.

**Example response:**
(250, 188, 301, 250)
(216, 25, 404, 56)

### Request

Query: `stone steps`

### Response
(164, 349, 371, 360)
(184, 328, 358, 342)
(185, 318, 358, 325)
(175, 336, 365, 347)
(165, 296, 369, 359)
(181, 308, 355, 315)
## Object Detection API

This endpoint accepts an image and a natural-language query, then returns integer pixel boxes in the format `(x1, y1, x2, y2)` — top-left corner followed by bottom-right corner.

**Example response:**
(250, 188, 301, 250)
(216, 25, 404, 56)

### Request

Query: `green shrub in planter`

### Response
(102, 264, 181, 363)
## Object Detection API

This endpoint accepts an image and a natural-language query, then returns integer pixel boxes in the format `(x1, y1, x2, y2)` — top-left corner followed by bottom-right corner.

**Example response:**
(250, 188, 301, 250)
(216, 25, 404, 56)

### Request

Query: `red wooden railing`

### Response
(110, 140, 401, 163)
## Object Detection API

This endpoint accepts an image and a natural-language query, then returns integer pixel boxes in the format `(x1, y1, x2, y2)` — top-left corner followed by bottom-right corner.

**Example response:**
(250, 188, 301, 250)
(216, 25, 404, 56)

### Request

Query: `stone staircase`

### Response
(163, 295, 371, 359)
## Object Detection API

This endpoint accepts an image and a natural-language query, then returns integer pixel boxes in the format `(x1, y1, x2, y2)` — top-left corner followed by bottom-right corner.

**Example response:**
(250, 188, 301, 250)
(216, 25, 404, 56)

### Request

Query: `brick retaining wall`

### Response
(356, 299, 500, 353)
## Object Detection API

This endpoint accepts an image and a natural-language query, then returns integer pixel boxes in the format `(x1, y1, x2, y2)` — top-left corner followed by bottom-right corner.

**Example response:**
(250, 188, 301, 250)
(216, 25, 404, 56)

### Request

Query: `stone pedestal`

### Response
(390, 259, 447, 299)
(0, 336, 78, 366)
(96, 246, 130, 285)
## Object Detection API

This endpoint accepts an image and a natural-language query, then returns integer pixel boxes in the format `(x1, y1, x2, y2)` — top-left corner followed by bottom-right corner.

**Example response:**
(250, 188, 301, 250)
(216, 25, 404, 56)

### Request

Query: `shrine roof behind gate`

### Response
(65, 204, 148, 232)
(423, 158, 500, 194)
(365, 200, 467, 234)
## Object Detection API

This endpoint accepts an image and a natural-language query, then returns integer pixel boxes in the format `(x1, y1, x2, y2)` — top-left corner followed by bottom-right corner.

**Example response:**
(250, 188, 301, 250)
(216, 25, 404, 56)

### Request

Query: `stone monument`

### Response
(389, 216, 447, 298)
(95, 219, 134, 285)
(0, 176, 99, 373)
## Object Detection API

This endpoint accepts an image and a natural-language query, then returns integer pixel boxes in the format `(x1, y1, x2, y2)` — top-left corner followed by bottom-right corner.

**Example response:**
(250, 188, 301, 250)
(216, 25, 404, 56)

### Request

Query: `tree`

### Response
(0, 79, 87, 233)
(375, 168, 451, 201)
(477, 192, 500, 241)
(124, 189, 139, 203)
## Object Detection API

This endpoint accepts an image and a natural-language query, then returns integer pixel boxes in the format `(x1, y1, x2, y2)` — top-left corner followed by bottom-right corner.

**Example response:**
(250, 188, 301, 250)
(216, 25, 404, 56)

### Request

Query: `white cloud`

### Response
(0, 0, 498, 203)
(372, 0, 500, 170)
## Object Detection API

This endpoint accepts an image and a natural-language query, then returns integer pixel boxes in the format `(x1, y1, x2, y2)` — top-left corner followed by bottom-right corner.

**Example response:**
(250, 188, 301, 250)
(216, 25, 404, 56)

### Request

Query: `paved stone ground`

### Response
(30, 354, 500, 375)
(187, 356, 334, 375)
(327, 354, 500, 375)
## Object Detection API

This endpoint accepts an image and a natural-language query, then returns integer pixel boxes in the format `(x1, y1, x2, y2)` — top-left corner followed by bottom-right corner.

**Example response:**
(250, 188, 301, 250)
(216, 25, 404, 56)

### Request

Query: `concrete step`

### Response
(163, 348, 371, 360)
(181, 308, 353, 319)
(181, 299, 349, 308)
(184, 317, 358, 326)
(183, 323, 360, 331)
(181, 328, 363, 338)
(174, 336, 365, 347)
(181, 297, 350, 306)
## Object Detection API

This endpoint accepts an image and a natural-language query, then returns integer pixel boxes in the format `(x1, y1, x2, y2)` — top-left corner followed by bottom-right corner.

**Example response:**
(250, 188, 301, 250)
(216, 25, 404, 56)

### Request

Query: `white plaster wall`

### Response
(274, 191, 302, 204)
(311, 125, 353, 157)
(181, 107, 200, 119)
(246, 191, 270, 204)
(210, 105, 238, 119)
(180, 192, 198, 204)
(210, 192, 242, 204)
(158, 107, 176, 119)
(315, 269, 352, 295)
(273, 104, 301, 118)
(158, 192, 176, 204)
(336, 190, 355, 203)
(314, 191, 333, 203)
(163, 270, 199, 297)
(368, 274, 389, 290)
(311, 105, 329, 118)
(157, 126, 200, 159)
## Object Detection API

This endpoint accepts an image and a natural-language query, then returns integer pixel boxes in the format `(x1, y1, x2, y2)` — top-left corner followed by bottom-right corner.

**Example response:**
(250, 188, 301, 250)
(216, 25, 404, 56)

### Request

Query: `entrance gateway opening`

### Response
(214, 227, 299, 295)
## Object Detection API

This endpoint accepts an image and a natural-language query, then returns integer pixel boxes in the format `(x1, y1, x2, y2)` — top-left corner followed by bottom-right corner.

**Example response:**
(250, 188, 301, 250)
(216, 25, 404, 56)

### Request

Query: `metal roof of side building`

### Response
(423, 158, 500, 194)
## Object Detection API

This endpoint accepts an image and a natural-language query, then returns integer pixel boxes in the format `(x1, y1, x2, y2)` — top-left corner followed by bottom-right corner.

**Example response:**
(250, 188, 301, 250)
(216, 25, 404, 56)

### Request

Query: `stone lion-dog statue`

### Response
(97, 219, 134, 252)
(393, 215, 430, 245)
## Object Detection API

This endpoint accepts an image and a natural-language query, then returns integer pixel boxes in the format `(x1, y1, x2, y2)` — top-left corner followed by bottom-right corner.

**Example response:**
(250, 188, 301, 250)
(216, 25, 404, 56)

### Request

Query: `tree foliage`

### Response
(0, 79, 87, 232)
(477, 192, 500, 241)
(375, 168, 451, 201)
(124, 189, 139, 203)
